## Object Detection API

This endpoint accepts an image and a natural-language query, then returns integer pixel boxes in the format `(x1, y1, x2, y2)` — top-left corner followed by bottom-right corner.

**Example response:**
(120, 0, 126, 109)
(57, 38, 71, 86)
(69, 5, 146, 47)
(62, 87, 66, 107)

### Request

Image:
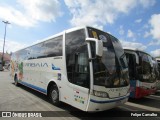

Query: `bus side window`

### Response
(45, 36, 63, 57)
(74, 45, 90, 88)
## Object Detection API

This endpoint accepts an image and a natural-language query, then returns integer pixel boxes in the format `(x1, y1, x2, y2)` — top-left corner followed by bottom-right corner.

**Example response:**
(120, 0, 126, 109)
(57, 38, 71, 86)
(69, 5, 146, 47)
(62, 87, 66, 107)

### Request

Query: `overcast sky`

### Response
(0, 0, 160, 57)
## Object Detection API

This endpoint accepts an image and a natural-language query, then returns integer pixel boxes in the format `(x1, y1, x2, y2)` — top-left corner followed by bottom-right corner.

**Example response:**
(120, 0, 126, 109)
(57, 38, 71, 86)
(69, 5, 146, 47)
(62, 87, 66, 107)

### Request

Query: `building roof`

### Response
(0, 52, 11, 61)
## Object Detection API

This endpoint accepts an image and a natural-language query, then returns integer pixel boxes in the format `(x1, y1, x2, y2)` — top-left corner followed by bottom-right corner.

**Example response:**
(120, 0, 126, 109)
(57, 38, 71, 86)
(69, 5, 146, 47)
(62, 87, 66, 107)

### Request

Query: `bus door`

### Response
(125, 52, 137, 97)
(67, 44, 90, 111)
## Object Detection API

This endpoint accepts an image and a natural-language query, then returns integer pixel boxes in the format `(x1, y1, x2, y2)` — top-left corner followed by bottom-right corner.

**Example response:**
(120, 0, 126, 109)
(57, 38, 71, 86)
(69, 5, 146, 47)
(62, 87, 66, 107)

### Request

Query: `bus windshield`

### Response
(87, 27, 129, 88)
(138, 52, 156, 83)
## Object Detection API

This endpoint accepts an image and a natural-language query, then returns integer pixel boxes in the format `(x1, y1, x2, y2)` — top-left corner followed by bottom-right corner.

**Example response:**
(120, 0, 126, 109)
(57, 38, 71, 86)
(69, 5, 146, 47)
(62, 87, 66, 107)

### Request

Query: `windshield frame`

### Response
(87, 27, 129, 88)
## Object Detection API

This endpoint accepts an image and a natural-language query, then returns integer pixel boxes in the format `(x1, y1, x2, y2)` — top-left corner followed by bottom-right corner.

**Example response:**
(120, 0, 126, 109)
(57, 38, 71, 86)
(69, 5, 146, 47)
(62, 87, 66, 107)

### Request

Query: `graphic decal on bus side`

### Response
(52, 64, 61, 70)
(57, 73, 61, 80)
(18, 62, 23, 80)
(10, 60, 15, 77)
(74, 95, 85, 104)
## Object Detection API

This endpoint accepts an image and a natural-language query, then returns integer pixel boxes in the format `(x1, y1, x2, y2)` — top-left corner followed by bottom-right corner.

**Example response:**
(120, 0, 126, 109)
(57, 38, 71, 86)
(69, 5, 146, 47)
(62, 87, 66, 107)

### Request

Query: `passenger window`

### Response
(27, 35, 63, 60)
(45, 36, 62, 57)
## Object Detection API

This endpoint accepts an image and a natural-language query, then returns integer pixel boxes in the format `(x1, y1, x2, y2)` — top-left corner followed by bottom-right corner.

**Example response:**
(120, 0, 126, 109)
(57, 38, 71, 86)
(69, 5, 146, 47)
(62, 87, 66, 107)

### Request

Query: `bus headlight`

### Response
(93, 90, 109, 98)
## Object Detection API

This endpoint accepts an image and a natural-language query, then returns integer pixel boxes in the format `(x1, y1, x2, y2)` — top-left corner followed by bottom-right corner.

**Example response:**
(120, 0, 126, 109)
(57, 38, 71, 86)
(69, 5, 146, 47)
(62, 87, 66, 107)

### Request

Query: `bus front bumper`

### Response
(86, 94, 129, 112)
(135, 87, 157, 98)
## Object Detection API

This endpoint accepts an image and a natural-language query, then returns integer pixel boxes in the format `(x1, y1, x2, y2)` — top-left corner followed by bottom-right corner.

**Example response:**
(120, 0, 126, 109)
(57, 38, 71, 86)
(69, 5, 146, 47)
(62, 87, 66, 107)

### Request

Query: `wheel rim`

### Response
(51, 90, 58, 101)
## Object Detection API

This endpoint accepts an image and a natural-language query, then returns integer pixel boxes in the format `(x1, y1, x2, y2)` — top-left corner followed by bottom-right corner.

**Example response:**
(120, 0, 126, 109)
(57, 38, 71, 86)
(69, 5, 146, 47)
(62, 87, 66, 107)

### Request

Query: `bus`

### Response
(156, 58, 160, 74)
(124, 48, 157, 98)
(156, 58, 160, 89)
(10, 26, 130, 112)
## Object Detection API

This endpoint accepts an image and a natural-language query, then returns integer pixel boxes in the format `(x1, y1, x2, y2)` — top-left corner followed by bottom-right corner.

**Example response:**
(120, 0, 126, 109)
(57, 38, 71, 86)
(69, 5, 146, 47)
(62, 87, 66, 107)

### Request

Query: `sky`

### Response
(0, 0, 160, 57)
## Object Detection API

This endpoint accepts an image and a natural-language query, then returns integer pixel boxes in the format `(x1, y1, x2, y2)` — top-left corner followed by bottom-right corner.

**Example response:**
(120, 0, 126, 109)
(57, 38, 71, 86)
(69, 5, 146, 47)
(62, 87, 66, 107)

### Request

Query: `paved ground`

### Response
(0, 70, 159, 120)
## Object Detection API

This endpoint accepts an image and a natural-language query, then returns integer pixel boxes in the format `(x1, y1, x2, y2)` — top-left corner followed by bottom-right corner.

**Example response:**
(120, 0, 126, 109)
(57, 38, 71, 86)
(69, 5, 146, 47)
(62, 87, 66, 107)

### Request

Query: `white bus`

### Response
(10, 26, 130, 112)
(124, 48, 157, 98)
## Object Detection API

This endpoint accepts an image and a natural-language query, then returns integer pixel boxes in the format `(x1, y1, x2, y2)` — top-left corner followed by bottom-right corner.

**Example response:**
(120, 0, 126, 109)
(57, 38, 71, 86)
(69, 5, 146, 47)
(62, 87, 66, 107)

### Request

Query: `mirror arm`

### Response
(88, 58, 96, 62)
(88, 56, 102, 62)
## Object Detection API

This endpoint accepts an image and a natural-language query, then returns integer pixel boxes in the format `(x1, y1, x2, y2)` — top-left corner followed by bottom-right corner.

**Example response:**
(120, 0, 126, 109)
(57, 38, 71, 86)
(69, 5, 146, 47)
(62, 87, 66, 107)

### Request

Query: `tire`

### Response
(14, 75, 19, 86)
(49, 85, 60, 106)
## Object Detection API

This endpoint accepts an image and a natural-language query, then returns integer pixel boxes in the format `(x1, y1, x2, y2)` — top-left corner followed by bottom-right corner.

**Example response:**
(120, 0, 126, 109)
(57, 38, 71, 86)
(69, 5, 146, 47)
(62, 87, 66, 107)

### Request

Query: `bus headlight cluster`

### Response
(93, 90, 109, 98)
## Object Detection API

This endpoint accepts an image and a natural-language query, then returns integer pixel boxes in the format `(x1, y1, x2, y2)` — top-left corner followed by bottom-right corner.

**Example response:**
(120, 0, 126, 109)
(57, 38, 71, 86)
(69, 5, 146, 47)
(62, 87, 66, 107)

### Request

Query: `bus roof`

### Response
(34, 26, 92, 45)
(13, 26, 112, 54)
(12, 25, 114, 54)
(123, 47, 151, 56)
(12, 26, 92, 53)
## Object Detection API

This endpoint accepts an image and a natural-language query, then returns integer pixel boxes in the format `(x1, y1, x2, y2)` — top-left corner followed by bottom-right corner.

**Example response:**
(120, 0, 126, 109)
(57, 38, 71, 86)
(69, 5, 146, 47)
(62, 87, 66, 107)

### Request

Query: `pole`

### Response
(2, 21, 10, 70)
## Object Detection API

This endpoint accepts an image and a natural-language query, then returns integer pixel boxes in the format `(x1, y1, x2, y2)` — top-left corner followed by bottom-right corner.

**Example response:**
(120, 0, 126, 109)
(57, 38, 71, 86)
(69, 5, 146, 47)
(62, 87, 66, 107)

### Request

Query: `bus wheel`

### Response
(14, 75, 19, 86)
(49, 85, 60, 106)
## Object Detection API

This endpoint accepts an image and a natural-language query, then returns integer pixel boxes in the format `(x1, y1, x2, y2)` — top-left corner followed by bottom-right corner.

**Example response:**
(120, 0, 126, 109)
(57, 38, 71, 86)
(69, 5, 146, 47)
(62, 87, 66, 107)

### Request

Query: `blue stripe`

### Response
(90, 95, 129, 104)
(20, 81, 47, 94)
(129, 80, 137, 98)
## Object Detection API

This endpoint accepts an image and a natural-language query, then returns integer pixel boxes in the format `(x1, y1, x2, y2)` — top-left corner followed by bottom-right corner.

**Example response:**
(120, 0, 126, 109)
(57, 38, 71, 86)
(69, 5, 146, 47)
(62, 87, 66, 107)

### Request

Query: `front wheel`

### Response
(49, 85, 60, 106)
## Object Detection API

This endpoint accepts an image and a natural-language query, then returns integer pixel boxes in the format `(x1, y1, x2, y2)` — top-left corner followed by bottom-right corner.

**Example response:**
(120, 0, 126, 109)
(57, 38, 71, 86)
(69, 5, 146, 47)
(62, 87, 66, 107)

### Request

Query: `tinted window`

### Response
(158, 62, 160, 71)
(138, 52, 156, 83)
(140, 53, 151, 74)
(19, 49, 28, 60)
(45, 36, 62, 57)
(158, 62, 160, 79)
(28, 35, 62, 60)
(88, 27, 129, 87)
(27, 43, 45, 60)
(36, 43, 46, 58)
(66, 29, 86, 83)
(66, 29, 85, 54)
(110, 35, 128, 69)
(14, 50, 27, 61)
(66, 29, 90, 88)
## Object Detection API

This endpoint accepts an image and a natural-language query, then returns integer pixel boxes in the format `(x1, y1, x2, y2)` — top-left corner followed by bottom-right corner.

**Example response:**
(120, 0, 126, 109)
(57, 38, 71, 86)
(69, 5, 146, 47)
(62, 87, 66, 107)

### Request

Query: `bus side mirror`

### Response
(86, 38, 103, 57)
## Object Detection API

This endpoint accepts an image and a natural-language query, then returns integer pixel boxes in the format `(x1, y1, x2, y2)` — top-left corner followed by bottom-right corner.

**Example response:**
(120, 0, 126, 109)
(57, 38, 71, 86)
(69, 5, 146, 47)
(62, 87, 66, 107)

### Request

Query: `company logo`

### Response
(99, 35, 107, 42)
(25, 62, 61, 70)
(52, 64, 61, 70)
(25, 63, 48, 68)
